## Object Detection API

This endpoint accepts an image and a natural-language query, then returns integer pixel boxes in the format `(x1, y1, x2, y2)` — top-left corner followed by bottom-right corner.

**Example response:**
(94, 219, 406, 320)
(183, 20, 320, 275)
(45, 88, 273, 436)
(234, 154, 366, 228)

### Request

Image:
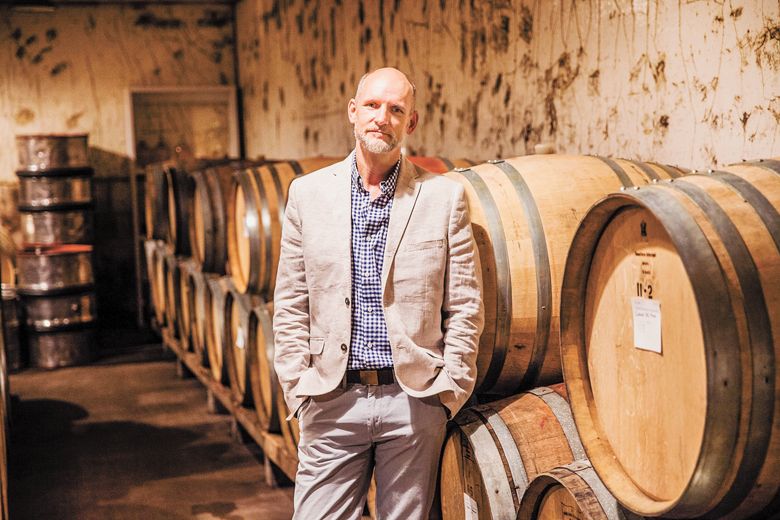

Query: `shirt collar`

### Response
(350, 150, 401, 197)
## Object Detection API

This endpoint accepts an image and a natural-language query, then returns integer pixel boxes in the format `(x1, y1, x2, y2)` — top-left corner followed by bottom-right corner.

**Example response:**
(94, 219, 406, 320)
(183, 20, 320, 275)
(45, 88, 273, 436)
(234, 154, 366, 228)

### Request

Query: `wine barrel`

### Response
(144, 240, 160, 325)
(176, 259, 199, 352)
(204, 276, 234, 384)
(444, 155, 685, 396)
(440, 384, 585, 520)
(226, 157, 341, 295)
(16, 168, 93, 208)
(146, 240, 169, 327)
(189, 165, 234, 273)
(188, 270, 217, 367)
(19, 206, 93, 245)
(407, 156, 475, 173)
(1, 286, 21, 373)
(163, 254, 181, 337)
(560, 163, 780, 519)
(16, 134, 88, 172)
(517, 461, 640, 520)
(17, 245, 93, 294)
(144, 163, 170, 240)
(20, 289, 96, 331)
(247, 301, 280, 432)
(164, 166, 194, 256)
(225, 289, 261, 407)
(27, 328, 95, 369)
(188, 162, 261, 273)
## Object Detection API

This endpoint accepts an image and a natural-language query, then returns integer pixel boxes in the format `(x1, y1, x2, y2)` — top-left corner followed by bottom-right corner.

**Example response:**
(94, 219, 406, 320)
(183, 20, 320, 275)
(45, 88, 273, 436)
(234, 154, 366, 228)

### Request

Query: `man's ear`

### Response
(348, 98, 357, 124)
(406, 110, 419, 135)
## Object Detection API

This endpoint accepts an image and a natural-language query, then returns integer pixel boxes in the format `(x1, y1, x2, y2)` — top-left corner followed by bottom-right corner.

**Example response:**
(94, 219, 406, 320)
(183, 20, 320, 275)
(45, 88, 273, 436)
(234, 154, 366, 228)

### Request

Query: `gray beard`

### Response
(355, 127, 401, 154)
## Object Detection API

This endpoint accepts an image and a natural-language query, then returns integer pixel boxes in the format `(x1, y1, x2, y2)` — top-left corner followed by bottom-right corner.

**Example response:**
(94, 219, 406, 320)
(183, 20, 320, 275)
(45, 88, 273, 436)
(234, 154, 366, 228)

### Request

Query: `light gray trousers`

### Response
(293, 382, 448, 520)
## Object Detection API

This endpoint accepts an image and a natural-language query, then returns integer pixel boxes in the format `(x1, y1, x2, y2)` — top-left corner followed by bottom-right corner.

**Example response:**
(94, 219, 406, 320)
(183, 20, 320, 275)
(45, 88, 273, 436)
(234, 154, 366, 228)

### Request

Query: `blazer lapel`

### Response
(329, 157, 352, 264)
(382, 157, 421, 291)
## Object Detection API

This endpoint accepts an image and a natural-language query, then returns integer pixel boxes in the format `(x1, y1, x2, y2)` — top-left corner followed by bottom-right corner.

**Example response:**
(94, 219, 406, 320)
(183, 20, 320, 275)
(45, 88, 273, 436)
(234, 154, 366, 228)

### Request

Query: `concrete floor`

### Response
(7, 350, 294, 520)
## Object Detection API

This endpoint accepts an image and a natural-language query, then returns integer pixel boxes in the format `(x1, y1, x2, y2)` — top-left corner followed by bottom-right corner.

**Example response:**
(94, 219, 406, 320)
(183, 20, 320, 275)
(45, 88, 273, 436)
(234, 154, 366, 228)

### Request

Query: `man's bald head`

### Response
(348, 66, 419, 155)
(354, 67, 416, 110)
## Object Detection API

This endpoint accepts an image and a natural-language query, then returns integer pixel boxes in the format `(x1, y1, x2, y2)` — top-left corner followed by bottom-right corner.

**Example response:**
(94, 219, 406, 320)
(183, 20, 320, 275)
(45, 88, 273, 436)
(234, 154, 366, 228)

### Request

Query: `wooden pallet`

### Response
(161, 326, 297, 484)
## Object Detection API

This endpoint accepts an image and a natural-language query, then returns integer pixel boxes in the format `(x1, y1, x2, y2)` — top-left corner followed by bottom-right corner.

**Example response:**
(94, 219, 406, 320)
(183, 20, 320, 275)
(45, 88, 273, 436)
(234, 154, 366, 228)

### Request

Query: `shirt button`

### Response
(341, 344, 348, 353)
(345, 297, 350, 306)
(367, 341, 374, 349)
(367, 308, 373, 314)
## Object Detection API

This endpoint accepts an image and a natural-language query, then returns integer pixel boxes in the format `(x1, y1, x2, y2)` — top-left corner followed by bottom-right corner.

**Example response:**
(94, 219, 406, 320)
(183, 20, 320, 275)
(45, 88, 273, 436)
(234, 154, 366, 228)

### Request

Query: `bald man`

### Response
(273, 68, 484, 519)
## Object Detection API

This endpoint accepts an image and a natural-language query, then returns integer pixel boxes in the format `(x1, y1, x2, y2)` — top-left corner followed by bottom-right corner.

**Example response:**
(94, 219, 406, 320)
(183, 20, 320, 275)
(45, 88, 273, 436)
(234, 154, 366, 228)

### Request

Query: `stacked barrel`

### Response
(145, 157, 351, 457)
(15, 135, 96, 368)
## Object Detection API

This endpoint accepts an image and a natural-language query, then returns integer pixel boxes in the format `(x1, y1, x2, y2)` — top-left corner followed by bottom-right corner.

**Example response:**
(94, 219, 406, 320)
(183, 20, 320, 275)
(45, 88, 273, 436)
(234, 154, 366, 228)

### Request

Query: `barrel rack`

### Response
(159, 325, 297, 485)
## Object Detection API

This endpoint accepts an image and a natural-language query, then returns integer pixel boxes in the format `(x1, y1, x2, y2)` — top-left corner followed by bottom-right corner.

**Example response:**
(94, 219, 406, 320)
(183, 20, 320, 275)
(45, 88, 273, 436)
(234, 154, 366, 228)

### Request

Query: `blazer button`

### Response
(341, 343, 348, 353)
(345, 297, 350, 306)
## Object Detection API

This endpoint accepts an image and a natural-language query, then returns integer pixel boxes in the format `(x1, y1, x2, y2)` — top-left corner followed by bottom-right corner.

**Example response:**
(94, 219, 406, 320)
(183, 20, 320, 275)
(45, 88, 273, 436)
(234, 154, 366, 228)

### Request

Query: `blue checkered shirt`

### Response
(347, 151, 401, 369)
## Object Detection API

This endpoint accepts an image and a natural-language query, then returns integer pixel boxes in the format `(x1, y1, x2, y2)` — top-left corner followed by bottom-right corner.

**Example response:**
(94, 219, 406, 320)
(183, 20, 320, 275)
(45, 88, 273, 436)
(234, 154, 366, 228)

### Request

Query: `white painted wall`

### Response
(237, 0, 780, 169)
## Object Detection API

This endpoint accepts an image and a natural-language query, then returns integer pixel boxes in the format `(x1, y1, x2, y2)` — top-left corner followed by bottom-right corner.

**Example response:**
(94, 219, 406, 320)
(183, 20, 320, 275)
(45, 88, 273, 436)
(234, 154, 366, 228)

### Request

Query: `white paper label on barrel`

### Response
(464, 493, 478, 520)
(631, 297, 662, 354)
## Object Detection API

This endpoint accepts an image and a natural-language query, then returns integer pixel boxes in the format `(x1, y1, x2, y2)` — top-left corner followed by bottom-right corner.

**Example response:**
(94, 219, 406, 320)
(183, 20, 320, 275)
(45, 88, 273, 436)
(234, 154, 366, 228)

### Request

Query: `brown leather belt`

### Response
(344, 368, 395, 386)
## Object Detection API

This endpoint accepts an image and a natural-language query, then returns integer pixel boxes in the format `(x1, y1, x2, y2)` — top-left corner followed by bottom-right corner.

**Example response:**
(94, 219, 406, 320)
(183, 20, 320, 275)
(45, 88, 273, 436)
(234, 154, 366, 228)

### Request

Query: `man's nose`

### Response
(374, 105, 390, 125)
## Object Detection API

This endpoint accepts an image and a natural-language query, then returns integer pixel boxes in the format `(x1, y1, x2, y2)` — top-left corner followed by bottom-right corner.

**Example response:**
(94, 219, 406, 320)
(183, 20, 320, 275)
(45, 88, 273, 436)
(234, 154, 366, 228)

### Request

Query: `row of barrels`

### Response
(145, 156, 472, 295)
(145, 244, 299, 454)
(145, 153, 780, 519)
(143, 157, 348, 462)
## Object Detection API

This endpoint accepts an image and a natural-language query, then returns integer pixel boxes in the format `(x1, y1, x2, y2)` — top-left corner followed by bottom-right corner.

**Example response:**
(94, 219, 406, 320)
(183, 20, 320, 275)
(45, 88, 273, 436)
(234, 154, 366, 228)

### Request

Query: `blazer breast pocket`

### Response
(393, 238, 447, 304)
(402, 238, 445, 253)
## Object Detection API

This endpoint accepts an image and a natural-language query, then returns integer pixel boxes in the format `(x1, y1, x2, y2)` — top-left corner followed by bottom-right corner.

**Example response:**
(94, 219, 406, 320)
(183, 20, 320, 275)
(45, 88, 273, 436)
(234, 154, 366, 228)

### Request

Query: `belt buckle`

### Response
(361, 370, 379, 386)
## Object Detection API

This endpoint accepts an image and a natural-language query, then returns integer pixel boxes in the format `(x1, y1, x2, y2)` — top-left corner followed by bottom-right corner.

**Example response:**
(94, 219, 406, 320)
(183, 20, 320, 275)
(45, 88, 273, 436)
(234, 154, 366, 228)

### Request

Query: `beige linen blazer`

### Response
(273, 155, 484, 418)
